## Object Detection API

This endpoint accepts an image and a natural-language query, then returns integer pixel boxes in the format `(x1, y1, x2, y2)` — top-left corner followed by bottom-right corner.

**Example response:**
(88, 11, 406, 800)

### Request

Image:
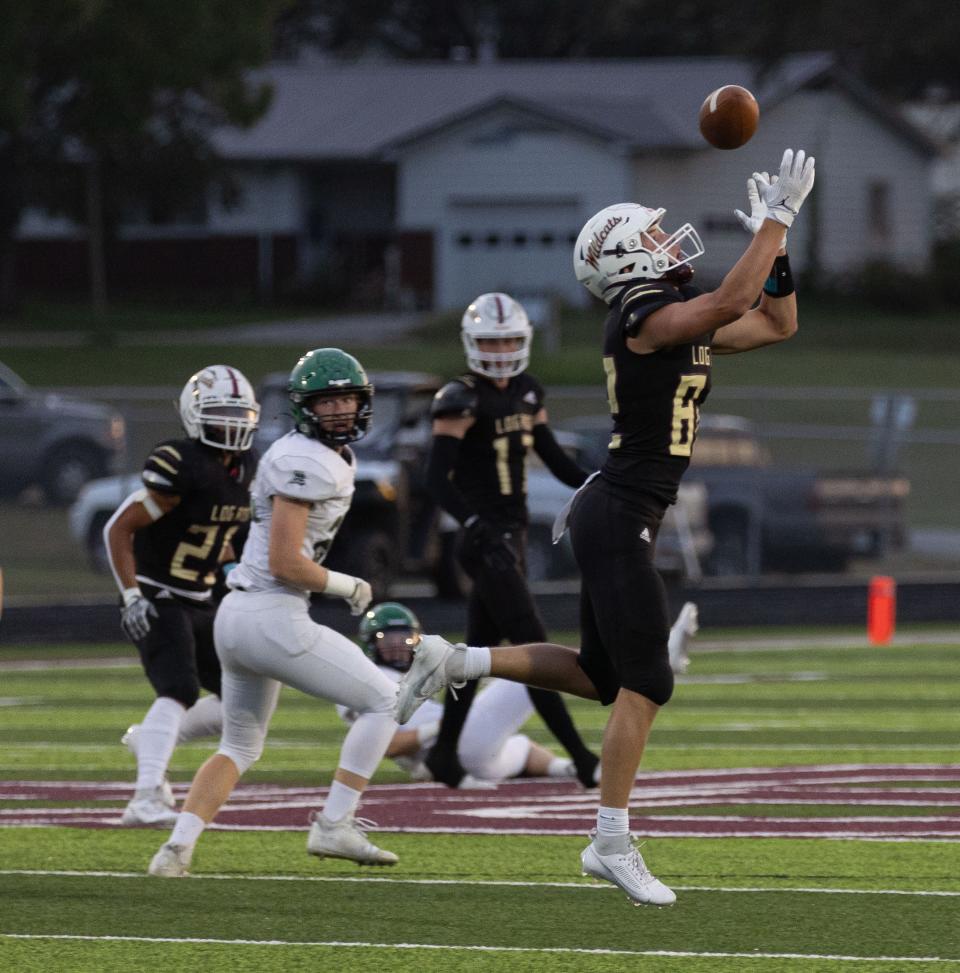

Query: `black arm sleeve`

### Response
(533, 424, 589, 489)
(425, 434, 476, 525)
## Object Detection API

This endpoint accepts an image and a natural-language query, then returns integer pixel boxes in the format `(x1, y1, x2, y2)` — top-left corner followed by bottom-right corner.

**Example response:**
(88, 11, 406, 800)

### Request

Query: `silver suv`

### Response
(0, 361, 126, 504)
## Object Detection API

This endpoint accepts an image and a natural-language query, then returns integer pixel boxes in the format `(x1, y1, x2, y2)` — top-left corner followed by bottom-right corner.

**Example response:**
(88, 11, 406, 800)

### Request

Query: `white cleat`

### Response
(668, 602, 699, 675)
(394, 634, 463, 724)
(121, 724, 175, 810)
(581, 838, 676, 907)
(121, 789, 179, 828)
(148, 842, 193, 878)
(306, 812, 398, 866)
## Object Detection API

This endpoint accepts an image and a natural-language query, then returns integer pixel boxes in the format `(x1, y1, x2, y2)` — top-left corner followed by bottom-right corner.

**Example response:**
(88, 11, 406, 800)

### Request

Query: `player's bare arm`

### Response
(266, 494, 326, 590)
(627, 221, 788, 353)
(105, 489, 180, 590)
(711, 281, 797, 354)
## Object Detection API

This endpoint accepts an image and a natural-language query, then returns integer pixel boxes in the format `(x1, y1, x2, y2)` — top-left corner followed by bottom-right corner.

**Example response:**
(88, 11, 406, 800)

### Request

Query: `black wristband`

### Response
(763, 254, 794, 298)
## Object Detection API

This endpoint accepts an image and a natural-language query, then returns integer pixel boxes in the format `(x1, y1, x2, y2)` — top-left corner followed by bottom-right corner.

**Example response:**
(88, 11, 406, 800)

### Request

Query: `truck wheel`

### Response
(705, 520, 750, 576)
(42, 443, 105, 506)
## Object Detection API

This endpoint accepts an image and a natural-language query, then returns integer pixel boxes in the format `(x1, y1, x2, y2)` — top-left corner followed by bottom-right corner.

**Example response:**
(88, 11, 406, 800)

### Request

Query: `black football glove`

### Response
(463, 516, 517, 573)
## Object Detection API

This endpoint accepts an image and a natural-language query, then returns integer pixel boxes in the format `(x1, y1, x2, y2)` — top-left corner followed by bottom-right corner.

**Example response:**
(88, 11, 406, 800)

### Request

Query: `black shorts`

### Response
(568, 480, 674, 707)
(457, 527, 547, 647)
(135, 585, 221, 705)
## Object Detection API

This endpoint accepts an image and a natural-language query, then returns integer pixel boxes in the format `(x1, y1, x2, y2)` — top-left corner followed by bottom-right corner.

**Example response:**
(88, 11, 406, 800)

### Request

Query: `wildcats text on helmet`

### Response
(585, 216, 623, 271)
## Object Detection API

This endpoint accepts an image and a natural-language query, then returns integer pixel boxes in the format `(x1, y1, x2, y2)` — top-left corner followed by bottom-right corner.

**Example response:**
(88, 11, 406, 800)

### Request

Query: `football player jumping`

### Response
(423, 292, 600, 789)
(149, 348, 398, 877)
(396, 148, 815, 907)
(105, 365, 259, 827)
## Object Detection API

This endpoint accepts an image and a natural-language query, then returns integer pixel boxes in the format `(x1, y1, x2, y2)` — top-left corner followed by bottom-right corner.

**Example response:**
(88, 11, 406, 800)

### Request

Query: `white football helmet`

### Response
(573, 202, 704, 303)
(461, 292, 532, 379)
(178, 365, 260, 451)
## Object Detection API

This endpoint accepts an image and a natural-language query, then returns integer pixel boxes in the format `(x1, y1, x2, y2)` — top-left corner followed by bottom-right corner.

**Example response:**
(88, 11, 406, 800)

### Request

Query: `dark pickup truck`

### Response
(559, 413, 910, 576)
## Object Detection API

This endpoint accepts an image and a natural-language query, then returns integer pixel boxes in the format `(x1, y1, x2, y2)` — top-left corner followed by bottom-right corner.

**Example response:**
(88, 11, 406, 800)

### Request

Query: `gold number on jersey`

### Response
(170, 524, 221, 583)
(493, 433, 533, 496)
(669, 374, 708, 456)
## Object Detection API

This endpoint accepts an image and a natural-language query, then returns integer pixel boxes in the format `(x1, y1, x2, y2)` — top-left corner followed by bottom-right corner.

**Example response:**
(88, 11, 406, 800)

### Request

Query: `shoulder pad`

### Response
(431, 378, 479, 419)
(262, 447, 344, 503)
(620, 283, 683, 338)
(141, 439, 192, 495)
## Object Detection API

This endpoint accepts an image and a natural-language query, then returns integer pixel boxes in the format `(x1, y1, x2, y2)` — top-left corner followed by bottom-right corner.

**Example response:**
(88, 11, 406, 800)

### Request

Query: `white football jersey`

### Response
(229, 431, 355, 594)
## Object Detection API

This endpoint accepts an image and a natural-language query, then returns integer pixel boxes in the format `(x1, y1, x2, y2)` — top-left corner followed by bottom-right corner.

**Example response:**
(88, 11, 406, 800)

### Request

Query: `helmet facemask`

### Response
(287, 348, 374, 446)
(575, 203, 704, 303)
(461, 293, 533, 379)
(294, 390, 373, 447)
(359, 602, 422, 672)
(369, 628, 420, 671)
(179, 366, 260, 452)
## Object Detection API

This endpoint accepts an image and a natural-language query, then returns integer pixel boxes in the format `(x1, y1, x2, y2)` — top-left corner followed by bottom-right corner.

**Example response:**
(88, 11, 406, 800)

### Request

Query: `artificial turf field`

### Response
(1, 628, 959, 971)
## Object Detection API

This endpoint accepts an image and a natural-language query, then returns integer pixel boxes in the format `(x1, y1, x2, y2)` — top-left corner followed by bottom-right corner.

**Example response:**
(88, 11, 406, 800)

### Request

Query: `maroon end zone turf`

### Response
(3, 765, 960, 839)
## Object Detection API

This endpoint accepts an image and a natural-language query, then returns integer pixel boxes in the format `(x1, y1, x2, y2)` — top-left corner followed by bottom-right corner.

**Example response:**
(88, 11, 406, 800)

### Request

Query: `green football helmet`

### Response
(288, 347, 373, 446)
(359, 602, 422, 672)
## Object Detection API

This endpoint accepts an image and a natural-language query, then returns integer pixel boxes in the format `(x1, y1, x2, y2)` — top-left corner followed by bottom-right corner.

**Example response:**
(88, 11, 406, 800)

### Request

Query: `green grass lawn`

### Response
(1, 632, 959, 970)
(3, 294, 960, 389)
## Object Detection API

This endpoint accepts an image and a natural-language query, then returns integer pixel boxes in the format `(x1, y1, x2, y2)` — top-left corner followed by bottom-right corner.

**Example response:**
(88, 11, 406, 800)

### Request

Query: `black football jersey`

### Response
(432, 372, 545, 527)
(134, 438, 255, 596)
(599, 280, 712, 508)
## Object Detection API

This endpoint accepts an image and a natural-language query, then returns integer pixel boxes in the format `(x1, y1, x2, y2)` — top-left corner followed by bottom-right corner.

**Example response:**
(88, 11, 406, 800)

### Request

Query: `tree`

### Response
(0, 0, 292, 315)
(283, 0, 960, 99)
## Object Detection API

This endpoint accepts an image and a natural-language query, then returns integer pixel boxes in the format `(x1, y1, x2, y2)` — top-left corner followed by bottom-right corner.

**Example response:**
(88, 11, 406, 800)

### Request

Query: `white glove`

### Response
(120, 588, 158, 641)
(762, 148, 815, 228)
(323, 570, 373, 616)
(735, 171, 787, 249)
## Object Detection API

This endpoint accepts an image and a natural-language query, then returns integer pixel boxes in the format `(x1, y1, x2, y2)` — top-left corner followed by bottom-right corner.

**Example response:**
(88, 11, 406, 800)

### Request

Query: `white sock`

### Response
(450, 646, 490, 682)
(548, 757, 575, 778)
(178, 694, 222, 743)
(322, 780, 362, 823)
(134, 697, 185, 794)
(595, 805, 631, 854)
(169, 810, 205, 849)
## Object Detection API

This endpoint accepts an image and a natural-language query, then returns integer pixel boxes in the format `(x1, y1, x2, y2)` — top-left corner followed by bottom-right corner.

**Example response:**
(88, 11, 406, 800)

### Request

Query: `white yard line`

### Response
(3, 868, 960, 898)
(0, 932, 958, 964)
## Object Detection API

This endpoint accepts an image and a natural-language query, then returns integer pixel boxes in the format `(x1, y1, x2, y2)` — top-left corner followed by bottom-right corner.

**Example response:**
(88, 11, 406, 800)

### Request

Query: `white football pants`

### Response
(214, 589, 397, 778)
(349, 670, 534, 781)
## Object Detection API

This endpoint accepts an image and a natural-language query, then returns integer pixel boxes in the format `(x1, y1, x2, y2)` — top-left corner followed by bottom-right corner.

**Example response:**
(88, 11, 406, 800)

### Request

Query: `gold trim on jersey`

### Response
(621, 285, 663, 304)
(155, 445, 182, 460)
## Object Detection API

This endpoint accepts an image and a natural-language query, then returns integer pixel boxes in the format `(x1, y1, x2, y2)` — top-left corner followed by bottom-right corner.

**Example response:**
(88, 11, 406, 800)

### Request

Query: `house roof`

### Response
(213, 53, 936, 162)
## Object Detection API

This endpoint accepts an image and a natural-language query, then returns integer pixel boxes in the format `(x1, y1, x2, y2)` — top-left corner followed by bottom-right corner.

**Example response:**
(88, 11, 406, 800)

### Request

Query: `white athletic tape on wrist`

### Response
(122, 587, 143, 608)
(323, 570, 360, 600)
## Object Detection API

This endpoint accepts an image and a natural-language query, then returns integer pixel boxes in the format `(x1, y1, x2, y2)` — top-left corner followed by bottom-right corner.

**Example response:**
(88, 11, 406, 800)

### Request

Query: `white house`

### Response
(18, 54, 938, 310)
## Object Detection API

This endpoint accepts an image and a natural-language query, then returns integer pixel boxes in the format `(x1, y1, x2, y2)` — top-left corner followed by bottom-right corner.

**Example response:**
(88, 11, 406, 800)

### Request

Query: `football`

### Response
(698, 85, 759, 150)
